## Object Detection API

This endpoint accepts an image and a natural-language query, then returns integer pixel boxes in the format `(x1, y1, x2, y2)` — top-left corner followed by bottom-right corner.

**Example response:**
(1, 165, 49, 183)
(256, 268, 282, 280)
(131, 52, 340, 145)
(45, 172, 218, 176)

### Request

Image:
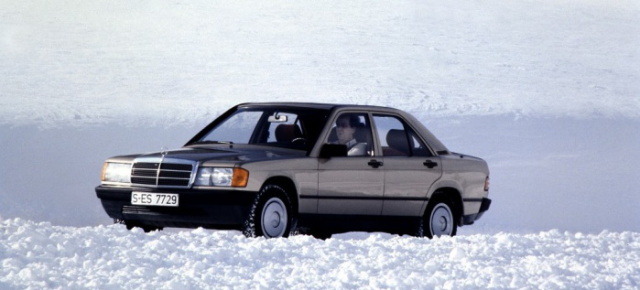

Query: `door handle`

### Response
(423, 160, 438, 168)
(368, 160, 383, 168)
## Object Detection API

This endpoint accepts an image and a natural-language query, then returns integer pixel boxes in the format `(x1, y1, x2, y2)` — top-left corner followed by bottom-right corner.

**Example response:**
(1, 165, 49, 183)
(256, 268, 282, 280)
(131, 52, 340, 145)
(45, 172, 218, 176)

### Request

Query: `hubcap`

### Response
(261, 197, 288, 238)
(430, 203, 453, 237)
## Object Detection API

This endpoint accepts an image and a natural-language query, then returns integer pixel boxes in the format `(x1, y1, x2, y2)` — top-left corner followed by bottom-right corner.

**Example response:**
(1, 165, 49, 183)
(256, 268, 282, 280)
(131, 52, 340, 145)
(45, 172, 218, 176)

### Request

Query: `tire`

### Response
(243, 184, 293, 238)
(422, 198, 457, 239)
(124, 221, 162, 233)
(309, 229, 332, 240)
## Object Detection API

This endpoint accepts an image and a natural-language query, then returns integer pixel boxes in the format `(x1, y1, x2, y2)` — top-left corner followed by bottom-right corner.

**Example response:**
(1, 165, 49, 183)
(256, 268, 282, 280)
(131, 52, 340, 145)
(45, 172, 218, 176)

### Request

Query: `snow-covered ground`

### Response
(1, 0, 639, 288)
(2, 218, 640, 289)
(2, 0, 638, 128)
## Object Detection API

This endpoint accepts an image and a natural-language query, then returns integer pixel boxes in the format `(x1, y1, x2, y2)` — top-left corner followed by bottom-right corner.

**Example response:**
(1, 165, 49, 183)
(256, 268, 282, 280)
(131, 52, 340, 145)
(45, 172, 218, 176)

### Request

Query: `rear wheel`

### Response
(309, 229, 332, 240)
(243, 184, 293, 238)
(422, 198, 457, 238)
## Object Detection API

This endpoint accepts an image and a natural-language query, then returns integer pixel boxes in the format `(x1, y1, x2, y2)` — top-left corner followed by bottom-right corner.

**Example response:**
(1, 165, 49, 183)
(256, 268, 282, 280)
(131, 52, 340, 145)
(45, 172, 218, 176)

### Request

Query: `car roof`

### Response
(237, 102, 395, 112)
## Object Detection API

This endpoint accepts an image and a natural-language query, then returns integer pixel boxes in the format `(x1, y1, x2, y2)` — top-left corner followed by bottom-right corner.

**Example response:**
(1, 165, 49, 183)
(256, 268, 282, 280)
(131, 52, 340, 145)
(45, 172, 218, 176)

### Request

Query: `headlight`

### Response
(195, 167, 249, 187)
(101, 162, 132, 184)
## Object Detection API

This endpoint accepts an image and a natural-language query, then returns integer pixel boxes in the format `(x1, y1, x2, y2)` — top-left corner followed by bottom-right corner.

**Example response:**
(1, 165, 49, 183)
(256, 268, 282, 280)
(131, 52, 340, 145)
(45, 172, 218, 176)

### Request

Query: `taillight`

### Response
(484, 176, 490, 192)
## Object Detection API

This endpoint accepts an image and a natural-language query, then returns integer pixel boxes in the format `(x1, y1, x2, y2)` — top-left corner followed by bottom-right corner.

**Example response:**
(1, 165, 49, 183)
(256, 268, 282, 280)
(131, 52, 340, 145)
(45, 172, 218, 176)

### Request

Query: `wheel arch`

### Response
(425, 187, 464, 227)
(262, 176, 299, 215)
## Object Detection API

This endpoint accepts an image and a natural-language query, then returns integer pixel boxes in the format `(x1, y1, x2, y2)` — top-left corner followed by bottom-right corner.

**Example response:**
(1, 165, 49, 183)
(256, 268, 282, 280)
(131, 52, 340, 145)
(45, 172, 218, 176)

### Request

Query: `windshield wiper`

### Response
(194, 140, 235, 145)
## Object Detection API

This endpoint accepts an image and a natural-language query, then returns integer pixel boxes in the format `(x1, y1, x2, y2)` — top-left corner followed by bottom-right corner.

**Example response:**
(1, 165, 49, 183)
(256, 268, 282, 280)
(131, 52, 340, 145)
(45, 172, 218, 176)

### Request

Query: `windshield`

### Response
(194, 107, 329, 151)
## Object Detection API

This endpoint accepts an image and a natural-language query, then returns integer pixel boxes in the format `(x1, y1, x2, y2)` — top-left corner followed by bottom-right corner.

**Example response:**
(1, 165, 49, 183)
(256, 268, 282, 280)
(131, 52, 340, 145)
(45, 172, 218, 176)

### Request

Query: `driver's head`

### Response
(336, 114, 359, 144)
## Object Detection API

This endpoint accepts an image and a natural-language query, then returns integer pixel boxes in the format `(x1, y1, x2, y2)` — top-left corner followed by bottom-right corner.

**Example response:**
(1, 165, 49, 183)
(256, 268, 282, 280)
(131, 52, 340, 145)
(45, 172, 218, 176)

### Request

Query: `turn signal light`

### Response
(232, 168, 249, 187)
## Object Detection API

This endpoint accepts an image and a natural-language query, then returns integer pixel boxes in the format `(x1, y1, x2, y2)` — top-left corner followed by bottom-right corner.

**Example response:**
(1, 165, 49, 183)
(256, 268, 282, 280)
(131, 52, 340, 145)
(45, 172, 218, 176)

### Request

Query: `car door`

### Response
(317, 112, 384, 216)
(372, 114, 443, 217)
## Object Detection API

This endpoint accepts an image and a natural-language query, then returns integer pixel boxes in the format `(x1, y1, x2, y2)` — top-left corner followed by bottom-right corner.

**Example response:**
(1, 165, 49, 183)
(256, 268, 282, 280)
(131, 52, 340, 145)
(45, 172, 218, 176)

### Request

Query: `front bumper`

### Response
(95, 186, 258, 229)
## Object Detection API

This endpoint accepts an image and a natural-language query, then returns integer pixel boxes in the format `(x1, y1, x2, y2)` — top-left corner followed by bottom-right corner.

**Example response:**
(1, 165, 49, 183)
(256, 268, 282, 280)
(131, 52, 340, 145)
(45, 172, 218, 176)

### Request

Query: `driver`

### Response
(334, 114, 367, 156)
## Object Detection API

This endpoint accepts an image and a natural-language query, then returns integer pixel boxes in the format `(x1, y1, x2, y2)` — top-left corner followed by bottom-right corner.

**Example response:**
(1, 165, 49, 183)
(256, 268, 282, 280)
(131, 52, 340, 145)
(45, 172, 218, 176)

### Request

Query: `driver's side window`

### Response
(327, 113, 373, 157)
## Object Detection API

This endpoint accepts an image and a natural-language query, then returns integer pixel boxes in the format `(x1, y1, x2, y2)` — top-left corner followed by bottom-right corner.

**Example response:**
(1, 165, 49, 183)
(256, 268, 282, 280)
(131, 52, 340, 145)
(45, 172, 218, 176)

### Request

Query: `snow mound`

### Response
(1, 218, 639, 289)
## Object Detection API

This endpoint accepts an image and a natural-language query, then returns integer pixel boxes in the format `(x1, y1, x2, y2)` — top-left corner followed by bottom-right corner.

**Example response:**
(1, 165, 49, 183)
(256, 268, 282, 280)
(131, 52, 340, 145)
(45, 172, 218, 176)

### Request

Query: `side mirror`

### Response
(319, 144, 348, 159)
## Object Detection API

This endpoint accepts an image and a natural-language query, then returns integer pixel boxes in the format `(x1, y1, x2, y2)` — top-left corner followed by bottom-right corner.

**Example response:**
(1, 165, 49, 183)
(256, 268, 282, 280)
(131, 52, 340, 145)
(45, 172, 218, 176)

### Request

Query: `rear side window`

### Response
(373, 115, 432, 157)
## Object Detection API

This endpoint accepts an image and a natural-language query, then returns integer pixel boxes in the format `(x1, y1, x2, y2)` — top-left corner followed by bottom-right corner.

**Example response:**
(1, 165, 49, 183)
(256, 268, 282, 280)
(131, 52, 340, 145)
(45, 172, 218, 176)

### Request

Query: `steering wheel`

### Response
(291, 137, 307, 145)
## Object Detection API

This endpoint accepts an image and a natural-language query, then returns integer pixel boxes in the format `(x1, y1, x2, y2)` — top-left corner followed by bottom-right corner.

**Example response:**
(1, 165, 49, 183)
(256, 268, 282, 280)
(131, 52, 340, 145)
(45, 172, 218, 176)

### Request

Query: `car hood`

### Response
(133, 146, 305, 164)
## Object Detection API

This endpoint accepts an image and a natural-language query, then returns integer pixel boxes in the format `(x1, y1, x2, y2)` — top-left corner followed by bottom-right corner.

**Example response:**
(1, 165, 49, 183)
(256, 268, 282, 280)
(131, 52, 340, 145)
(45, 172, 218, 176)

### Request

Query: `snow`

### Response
(1, 0, 639, 128)
(1, 0, 640, 288)
(2, 218, 639, 289)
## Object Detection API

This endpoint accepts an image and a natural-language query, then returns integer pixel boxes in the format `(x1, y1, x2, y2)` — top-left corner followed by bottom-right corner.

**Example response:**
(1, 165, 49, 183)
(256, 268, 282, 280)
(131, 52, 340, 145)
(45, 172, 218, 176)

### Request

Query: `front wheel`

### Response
(122, 220, 162, 233)
(422, 199, 457, 239)
(243, 184, 293, 238)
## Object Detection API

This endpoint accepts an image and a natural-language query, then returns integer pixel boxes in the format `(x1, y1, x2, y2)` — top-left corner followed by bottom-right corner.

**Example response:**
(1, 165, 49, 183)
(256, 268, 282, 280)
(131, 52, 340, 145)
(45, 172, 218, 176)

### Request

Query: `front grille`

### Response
(131, 161, 194, 187)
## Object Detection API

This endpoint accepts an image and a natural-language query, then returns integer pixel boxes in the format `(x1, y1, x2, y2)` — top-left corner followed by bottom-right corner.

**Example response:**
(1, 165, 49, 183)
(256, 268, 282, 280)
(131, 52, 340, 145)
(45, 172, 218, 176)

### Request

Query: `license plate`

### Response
(131, 192, 179, 207)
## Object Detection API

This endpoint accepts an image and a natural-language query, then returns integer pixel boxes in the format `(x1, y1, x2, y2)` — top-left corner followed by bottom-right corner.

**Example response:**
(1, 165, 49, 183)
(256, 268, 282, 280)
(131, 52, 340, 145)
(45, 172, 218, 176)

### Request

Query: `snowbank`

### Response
(1, 218, 639, 289)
